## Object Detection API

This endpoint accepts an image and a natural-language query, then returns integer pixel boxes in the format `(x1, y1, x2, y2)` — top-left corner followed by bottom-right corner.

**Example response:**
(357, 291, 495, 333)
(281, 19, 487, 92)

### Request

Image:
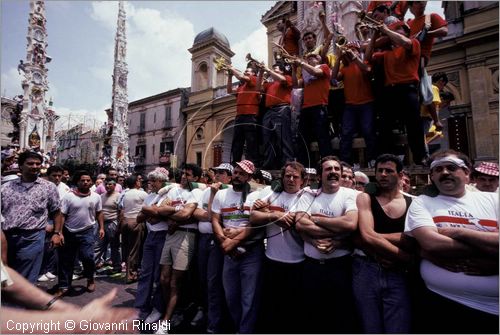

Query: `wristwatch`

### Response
(53, 231, 61, 236)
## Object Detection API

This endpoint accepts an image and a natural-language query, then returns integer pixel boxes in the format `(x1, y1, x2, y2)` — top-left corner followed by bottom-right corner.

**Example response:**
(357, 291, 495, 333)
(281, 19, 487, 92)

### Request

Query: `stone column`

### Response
(467, 62, 496, 159)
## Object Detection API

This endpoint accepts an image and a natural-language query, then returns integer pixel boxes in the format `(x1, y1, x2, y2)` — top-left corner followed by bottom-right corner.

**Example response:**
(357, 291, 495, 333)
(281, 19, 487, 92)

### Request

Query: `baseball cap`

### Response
(213, 163, 234, 174)
(474, 162, 499, 177)
(235, 160, 255, 175)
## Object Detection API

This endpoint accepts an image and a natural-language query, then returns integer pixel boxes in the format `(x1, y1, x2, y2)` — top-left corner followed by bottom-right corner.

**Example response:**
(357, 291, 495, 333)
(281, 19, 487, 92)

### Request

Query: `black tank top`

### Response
(370, 194, 412, 234)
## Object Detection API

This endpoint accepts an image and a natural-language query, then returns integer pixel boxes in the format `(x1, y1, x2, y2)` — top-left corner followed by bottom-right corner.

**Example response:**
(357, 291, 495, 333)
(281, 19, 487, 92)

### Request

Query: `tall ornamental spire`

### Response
(105, 1, 129, 174)
(18, 0, 52, 150)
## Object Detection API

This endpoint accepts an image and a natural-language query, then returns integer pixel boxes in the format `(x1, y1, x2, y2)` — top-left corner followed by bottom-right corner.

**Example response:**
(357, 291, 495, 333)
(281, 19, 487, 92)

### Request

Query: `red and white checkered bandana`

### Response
(236, 160, 255, 174)
(475, 162, 499, 177)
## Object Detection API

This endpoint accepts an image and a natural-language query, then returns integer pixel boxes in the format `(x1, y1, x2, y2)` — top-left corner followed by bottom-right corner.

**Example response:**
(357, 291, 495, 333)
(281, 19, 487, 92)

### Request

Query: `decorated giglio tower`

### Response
(104, 1, 129, 174)
(19, 0, 52, 150)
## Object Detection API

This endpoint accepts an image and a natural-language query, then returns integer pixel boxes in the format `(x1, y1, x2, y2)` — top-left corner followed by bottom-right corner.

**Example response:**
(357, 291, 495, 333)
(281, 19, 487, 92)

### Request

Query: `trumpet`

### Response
(245, 53, 265, 69)
(335, 35, 348, 49)
(213, 57, 231, 72)
(357, 10, 382, 30)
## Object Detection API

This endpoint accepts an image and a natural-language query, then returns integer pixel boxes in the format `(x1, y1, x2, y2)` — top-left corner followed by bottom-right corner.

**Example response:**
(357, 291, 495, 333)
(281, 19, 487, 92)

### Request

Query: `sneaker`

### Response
(145, 308, 162, 324)
(190, 307, 205, 327)
(155, 321, 170, 335)
(45, 272, 56, 279)
(38, 274, 49, 282)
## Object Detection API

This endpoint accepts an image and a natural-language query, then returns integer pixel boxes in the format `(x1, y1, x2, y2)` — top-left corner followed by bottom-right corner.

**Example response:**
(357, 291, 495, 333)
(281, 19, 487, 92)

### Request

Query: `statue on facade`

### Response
(338, 1, 364, 42)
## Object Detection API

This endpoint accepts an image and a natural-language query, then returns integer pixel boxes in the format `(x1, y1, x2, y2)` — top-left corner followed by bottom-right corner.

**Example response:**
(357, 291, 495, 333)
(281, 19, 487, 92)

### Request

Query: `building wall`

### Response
(128, 89, 187, 174)
(431, 1, 499, 161)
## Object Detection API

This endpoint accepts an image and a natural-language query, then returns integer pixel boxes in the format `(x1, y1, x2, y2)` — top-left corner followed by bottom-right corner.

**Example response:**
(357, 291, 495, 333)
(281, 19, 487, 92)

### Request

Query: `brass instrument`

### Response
(335, 35, 348, 49)
(213, 57, 231, 72)
(245, 53, 265, 69)
(272, 42, 301, 64)
(357, 10, 382, 30)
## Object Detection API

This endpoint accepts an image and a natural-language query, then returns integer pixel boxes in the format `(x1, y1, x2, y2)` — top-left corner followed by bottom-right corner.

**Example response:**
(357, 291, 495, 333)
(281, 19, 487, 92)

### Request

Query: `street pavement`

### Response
(36, 269, 205, 334)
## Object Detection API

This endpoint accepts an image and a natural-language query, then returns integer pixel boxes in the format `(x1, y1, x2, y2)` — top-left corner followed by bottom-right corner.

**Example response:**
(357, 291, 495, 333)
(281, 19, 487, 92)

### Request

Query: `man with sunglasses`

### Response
(405, 149, 499, 333)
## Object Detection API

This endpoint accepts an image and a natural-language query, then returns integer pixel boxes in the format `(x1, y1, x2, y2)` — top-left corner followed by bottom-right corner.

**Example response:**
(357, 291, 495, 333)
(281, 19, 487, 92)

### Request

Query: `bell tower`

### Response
(188, 27, 234, 92)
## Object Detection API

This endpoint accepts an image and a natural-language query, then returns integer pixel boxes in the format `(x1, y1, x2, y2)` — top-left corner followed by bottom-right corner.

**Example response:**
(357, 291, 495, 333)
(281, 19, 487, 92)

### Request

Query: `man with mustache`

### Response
(295, 156, 359, 333)
(405, 149, 499, 333)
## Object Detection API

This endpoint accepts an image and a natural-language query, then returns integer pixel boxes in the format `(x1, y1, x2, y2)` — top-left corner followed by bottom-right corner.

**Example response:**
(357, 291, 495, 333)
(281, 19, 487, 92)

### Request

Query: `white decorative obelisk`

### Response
(105, 1, 129, 174)
(19, 0, 52, 150)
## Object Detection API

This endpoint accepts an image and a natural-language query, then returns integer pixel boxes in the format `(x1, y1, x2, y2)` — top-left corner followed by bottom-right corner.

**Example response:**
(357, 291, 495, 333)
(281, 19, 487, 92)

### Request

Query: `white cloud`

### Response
(231, 26, 269, 71)
(89, 2, 194, 103)
(1, 67, 25, 98)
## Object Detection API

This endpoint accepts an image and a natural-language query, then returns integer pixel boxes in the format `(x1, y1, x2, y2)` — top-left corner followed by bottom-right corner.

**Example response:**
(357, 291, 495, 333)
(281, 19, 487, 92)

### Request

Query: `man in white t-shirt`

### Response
(51, 170, 104, 297)
(249, 161, 307, 333)
(141, 164, 200, 334)
(95, 178, 121, 273)
(405, 149, 499, 333)
(134, 168, 170, 322)
(211, 160, 264, 334)
(120, 174, 147, 283)
(192, 163, 233, 333)
(295, 155, 359, 333)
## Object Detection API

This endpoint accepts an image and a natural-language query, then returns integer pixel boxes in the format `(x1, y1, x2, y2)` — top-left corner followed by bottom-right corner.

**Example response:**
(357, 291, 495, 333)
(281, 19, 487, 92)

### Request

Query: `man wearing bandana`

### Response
(405, 149, 499, 333)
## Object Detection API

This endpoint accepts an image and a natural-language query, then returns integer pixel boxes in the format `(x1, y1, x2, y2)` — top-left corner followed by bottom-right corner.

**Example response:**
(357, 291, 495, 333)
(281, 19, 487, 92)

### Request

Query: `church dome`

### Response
(193, 27, 230, 48)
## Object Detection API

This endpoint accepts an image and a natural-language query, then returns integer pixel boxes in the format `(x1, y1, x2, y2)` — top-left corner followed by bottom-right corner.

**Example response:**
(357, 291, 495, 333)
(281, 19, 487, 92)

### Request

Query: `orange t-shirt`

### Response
(302, 64, 331, 109)
(408, 13, 447, 61)
(263, 75, 292, 108)
(340, 62, 374, 105)
(236, 76, 260, 115)
(372, 39, 420, 86)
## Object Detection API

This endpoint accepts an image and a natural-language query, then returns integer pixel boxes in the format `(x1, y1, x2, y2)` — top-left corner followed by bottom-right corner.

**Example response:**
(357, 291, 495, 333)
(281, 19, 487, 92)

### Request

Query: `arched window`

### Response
(195, 62, 209, 91)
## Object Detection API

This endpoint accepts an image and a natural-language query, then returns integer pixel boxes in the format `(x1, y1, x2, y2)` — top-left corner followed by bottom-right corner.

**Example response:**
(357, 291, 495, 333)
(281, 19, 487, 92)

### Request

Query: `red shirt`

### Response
(282, 28, 301, 56)
(340, 62, 374, 105)
(303, 64, 331, 109)
(236, 75, 260, 115)
(263, 75, 292, 108)
(408, 13, 447, 61)
(372, 39, 420, 86)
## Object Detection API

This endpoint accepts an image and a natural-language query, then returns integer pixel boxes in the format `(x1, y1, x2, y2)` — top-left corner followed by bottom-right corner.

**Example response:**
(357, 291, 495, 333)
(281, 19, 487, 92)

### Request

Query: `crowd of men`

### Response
(227, 1, 452, 170)
(1, 147, 498, 334)
(1, 1, 498, 335)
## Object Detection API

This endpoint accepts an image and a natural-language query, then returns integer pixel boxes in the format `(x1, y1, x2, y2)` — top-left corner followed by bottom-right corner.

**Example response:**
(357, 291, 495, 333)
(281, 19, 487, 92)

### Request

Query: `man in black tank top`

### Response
(352, 154, 417, 333)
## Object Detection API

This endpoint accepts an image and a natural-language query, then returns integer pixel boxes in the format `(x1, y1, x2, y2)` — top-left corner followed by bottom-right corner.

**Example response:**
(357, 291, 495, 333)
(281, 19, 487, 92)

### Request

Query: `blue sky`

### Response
(1, 1, 276, 130)
(1, 1, 444, 132)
